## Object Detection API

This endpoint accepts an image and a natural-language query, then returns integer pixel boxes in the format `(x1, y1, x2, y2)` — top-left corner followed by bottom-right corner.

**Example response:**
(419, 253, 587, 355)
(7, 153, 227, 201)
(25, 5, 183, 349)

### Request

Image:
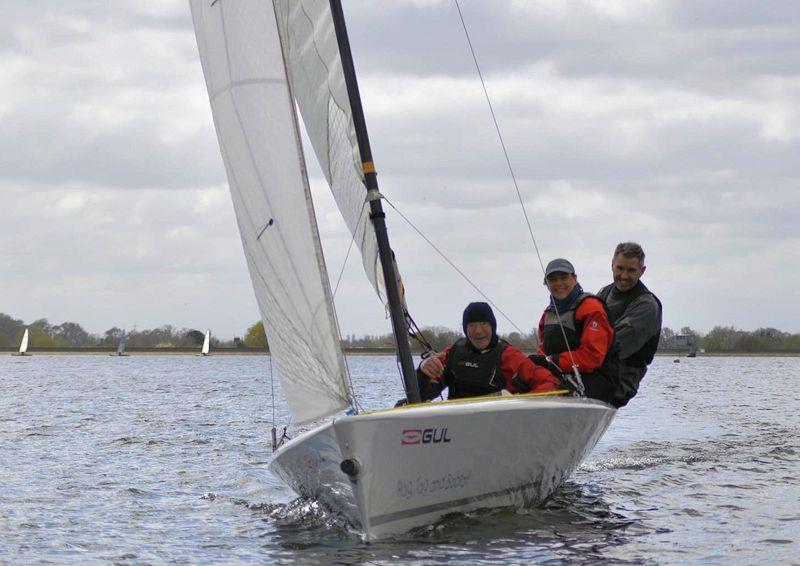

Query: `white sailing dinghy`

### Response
(189, 0, 615, 540)
(14, 328, 30, 356)
(200, 330, 210, 356)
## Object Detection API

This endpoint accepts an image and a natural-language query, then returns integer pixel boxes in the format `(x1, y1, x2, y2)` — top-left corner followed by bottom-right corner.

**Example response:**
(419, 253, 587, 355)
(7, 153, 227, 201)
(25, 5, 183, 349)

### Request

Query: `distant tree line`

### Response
(341, 326, 539, 352)
(0, 313, 240, 350)
(2, 312, 799, 352)
(659, 326, 800, 352)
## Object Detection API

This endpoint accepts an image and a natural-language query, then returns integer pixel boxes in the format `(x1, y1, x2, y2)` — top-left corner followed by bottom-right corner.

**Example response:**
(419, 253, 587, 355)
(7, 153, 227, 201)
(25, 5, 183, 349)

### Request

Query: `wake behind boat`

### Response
(189, 0, 616, 539)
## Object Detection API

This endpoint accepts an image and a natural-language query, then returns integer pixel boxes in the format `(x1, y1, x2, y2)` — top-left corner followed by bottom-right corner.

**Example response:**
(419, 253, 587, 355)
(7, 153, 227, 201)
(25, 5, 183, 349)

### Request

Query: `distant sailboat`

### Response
(200, 330, 210, 356)
(13, 328, 30, 356)
(111, 330, 129, 356)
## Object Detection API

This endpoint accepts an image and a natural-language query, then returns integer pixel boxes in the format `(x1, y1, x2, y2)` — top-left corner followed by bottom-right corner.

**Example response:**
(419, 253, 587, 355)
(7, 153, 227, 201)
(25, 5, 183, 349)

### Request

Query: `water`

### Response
(1, 355, 797, 564)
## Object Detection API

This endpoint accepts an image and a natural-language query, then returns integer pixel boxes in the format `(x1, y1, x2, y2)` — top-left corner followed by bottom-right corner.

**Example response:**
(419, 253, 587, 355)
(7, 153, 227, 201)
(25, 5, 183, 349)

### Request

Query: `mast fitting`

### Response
(366, 189, 384, 202)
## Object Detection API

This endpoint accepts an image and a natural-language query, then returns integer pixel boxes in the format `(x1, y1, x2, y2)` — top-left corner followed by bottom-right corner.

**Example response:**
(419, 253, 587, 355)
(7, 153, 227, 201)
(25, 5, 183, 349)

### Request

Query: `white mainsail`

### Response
(18, 328, 29, 354)
(272, 0, 385, 302)
(190, 0, 351, 423)
(201, 330, 211, 356)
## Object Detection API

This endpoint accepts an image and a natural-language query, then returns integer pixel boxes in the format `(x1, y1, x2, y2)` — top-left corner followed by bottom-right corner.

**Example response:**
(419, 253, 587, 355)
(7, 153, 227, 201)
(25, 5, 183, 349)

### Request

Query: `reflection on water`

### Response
(0, 355, 797, 563)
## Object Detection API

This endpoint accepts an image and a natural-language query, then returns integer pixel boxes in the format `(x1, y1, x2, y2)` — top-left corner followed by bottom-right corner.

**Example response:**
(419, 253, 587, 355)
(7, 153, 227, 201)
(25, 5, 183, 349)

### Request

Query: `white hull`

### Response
(269, 394, 615, 540)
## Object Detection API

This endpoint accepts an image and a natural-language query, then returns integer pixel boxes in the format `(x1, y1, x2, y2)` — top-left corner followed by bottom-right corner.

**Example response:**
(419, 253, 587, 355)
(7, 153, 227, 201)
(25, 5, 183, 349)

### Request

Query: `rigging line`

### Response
(332, 199, 368, 299)
(453, 0, 545, 276)
(383, 196, 524, 335)
(269, 349, 276, 426)
(454, 1, 580, 373)
(329, 200, 369, 413)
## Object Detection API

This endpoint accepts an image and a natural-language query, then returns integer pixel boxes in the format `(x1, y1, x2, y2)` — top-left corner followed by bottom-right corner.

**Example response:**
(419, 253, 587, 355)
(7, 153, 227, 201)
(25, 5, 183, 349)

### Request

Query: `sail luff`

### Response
(327, 0, 421, 403)
(273, 9, 352, 405)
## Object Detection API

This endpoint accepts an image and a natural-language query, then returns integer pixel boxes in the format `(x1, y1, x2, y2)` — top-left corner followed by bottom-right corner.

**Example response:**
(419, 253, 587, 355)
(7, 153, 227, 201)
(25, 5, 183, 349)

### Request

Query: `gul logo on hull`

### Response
(401, 427, 452, 445)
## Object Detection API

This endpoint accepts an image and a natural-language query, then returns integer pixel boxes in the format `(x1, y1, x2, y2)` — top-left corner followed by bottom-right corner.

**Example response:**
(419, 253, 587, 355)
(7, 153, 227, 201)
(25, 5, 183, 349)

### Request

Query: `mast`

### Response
(329, 0, 421, 404)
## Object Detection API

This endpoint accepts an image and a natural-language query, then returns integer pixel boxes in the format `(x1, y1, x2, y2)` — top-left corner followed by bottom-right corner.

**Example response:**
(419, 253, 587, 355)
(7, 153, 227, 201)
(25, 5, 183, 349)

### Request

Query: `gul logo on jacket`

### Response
(401, 427, 452, 445)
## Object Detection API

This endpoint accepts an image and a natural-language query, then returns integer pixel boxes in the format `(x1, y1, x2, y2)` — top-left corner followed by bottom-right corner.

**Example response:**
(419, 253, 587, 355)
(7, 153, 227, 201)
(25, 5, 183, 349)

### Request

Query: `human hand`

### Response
(420, 355, 444, 379)
(528, 354, 549, 367)
(511, 374, 532, 393)
(529, 354, 561, 376)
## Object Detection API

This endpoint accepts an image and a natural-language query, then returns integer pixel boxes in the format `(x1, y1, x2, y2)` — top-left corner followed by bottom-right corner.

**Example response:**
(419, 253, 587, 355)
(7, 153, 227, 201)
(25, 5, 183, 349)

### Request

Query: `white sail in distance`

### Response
(190, 0, 351, 423)
(201, 330, 210, 356)
(19, 328, 29, 354)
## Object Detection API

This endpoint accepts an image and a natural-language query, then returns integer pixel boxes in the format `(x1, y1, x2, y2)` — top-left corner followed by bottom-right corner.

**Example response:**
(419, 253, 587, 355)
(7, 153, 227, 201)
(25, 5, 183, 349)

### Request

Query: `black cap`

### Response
(462, 302, 497, 337)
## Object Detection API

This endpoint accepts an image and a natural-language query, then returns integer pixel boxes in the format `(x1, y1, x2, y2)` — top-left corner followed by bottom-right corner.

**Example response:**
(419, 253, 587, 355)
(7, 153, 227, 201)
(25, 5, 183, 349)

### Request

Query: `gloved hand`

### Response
(529, 354, 562, 377)
(528, 354, 549, 367)
(511, 374, 532, 393)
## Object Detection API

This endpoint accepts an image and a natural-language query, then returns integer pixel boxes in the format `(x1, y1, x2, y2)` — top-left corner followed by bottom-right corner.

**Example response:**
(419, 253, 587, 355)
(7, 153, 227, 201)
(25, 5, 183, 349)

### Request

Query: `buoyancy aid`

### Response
(541, 292, 594, 356)
(541, 292, 621, 405)
(597, 282, 662, 368)
(442, 338, 508, 399)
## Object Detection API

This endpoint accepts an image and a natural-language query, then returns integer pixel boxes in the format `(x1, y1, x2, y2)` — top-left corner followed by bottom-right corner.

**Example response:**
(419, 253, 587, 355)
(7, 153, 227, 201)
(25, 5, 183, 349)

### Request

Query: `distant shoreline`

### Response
(3, 347, 799, 357)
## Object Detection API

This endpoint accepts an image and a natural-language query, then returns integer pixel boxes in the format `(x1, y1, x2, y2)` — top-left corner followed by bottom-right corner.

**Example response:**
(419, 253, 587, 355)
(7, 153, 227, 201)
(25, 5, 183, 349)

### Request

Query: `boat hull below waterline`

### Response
(269, 394, 615, 540)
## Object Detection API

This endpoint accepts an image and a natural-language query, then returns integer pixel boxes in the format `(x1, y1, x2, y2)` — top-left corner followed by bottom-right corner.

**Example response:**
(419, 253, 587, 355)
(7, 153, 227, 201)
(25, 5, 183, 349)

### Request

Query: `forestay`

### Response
(189, 0, 351, 423)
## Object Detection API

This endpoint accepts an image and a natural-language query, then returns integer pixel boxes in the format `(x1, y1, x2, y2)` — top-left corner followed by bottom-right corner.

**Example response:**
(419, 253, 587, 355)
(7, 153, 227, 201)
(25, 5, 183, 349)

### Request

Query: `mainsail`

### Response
(201, 330, 211, 356)
(190, 0, 352, 423)
(272, 0, 385, 302)
(19, 328, 29, 354)
(117, 331, 127, 355)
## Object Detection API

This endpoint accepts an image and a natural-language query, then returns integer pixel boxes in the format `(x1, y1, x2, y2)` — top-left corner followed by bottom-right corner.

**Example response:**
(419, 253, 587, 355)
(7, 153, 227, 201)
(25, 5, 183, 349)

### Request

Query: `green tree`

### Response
(0, 313, 25, 347)
(701, 326, 739, 351)
(244, 321, 268, 349)
(51, 322, 93, 347)
(101, 327, 124, 348)
(184, 329, 206, 347)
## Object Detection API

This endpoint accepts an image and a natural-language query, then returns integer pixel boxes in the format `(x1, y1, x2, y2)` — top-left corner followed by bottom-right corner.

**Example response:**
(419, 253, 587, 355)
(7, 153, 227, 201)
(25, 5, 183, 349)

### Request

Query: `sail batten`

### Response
(190, 0, 351, 423)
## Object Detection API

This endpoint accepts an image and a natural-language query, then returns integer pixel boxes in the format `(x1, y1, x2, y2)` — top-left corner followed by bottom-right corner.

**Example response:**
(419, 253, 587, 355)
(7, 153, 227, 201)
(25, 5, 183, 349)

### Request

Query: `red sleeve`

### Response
(554, 298, 613, 373)
(501, 345, 560, 393)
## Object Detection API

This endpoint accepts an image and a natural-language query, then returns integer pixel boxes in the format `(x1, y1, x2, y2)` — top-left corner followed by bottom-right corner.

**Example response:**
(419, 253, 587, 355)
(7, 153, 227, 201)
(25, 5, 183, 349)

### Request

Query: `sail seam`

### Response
(209, 78, 285, 102)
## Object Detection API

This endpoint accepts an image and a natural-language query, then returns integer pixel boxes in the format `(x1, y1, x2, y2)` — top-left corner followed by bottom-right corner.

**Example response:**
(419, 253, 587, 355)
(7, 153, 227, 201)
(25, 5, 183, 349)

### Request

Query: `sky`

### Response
(2, 0, 799, 340)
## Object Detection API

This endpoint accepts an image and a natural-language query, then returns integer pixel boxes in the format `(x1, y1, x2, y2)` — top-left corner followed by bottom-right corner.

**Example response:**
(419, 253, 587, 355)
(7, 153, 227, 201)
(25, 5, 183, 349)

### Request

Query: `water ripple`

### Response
(0, 355, 797, 563)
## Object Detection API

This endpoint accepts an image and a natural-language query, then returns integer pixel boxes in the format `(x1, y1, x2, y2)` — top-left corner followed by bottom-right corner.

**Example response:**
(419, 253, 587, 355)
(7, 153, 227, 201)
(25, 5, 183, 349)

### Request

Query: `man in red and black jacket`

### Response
(532, 258, 618, 405)
(415, 302, 560, 401)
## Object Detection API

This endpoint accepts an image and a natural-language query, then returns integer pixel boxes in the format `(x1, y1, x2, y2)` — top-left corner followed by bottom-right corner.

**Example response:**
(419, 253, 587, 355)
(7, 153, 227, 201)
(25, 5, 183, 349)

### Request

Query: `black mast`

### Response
(329, 0, 421, 404)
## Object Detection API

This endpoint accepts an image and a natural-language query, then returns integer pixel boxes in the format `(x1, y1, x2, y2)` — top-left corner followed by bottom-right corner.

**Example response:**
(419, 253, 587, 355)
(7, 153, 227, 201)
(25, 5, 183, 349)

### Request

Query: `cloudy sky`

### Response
(2, 0, 799, 340)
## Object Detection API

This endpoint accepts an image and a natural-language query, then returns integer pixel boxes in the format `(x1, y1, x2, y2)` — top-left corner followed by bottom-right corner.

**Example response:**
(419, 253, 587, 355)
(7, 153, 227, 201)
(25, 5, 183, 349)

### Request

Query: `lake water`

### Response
(1, 355, 797, 564)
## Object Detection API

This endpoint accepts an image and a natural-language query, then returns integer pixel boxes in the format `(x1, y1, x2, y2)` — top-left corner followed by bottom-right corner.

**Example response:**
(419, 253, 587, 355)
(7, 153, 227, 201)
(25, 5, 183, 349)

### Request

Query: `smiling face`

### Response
(612, 254, 646, 292)
(466, 321, 493, 350)
(545, 271, 578, 301)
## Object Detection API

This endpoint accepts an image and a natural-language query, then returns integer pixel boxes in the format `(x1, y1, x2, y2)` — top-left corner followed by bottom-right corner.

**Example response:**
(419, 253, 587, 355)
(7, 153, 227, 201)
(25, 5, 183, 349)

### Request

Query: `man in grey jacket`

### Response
(597, 242, 662, 407)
